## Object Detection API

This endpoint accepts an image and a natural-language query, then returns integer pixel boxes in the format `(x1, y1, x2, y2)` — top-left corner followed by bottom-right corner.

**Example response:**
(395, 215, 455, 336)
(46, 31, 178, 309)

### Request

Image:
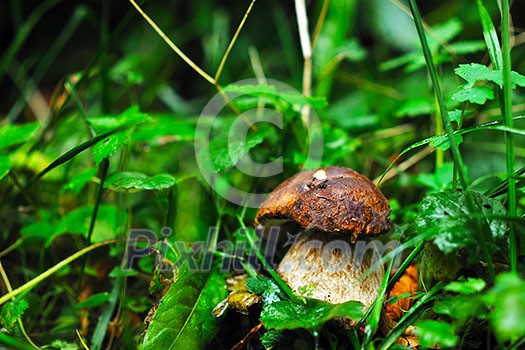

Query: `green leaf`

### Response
(451, 84, 494, 104)
(197, 128, 269, 174)
(131, 116, 196, 145)
(89, 106, 152, 164)
(415, 191, 507, 257)
(415, 320, 458, 348)
(395, 98, 433, 118)
(444, 278, 486, 295)
(260, 298, 363, 333)
(0, 155, 10, 181)
(109, 266, 138, 278)
(46, 340, 79, 350)
(75, 293, 110, 309)
(433, 295, 486, 325)
(454, 63, 525, 87)
(0, 298, 28, 332)
(106, 172, 177, 190)
(141, 268, 227, 349)
(222, 84, 328, 110)
(484, 273, 525, 341)
(246, 275, 285, 304)
(62, 168, 96, 193)
(0, 122, 39, 151)
(45, 205, 127, 245)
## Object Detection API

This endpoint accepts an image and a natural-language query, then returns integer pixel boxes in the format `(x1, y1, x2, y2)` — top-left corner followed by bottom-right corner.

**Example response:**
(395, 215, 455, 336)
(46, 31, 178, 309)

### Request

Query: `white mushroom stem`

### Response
(276, 231, 384, 310)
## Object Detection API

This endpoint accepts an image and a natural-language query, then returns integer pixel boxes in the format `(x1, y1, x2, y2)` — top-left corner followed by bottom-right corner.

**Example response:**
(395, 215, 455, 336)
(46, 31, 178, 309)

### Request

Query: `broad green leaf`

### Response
(197, 128, 270, 174)
(0, 298, 28, 332)
(451, 85, 494, 104)
(415, 320, 458, 348)
(75, 293, 110, 309)
(246, 275, 285, 304)
(445, 278, 486, 295)
(415, 191, 507, 258)
(43, 205, 127, 245)
(62, 168, 96, 193)
(106, 172, 177, 190)
(260, 298, 363, 333)
(484, 273, 525, 341)
(89, 106, 153, 164)
(433, 295, 486, 325)
(396, 98, 433, 118)
(131, 116, 196, 145)
(222, 84, 327, 110)
(47, 340, 78, 350)
(141, 268, 227, 349)
(454, 63, 525, 87)
(0, 122, 39, 151)
(92, 130, 131, 164)
(0, 155, 10, 181)
(334, 38, 367, 62)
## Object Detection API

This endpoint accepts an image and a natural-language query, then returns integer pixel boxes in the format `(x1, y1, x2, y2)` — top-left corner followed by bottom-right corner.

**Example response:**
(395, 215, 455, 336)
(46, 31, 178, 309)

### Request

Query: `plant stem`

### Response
(407, 0, 495, 280)
(500, 0, 517, 272)
(0, 240, 119, 306)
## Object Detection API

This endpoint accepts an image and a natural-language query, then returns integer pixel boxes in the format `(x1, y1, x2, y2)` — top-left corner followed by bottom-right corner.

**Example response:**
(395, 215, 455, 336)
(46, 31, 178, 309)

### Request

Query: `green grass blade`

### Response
(476, 0, 502, 69)
(407, 0, 495, 280)
(387, 240, 424, 291)
(31, 126, 128, 184)
(500, 0, 517, 272)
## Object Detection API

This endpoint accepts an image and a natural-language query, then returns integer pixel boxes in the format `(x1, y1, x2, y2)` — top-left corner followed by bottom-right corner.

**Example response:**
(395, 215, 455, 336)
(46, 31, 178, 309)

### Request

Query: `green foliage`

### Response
(141, 267, 227, 349)
(416, 191, 507, 257)
(0, 298, 28, 332)
(415, 320, 458, 348)
(106, 172, 177, 190)
(0, 122, 39, 151)
(260, 299, 363, 333)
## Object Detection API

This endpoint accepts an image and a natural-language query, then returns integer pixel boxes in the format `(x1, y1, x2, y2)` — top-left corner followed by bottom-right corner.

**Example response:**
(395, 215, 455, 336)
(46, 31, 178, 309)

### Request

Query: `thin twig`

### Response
(128, 0, 216, 85)
(295, 0, 312, 126)
(215, 0, 257, 82)
(374, 147, 434, 185)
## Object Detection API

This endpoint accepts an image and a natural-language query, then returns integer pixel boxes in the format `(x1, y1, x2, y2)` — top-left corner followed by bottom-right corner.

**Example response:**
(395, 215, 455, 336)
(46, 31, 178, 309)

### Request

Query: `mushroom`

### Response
(255, 166, 391, 311)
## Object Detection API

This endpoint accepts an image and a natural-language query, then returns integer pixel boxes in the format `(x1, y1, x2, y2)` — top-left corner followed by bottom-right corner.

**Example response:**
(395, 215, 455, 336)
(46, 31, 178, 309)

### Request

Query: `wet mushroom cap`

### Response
(255, 166, 391, 242)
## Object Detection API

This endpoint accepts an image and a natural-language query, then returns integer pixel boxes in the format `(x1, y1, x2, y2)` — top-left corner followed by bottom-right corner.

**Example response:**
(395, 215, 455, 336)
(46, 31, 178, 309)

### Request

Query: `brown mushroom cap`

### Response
(255, 166, 391, 241)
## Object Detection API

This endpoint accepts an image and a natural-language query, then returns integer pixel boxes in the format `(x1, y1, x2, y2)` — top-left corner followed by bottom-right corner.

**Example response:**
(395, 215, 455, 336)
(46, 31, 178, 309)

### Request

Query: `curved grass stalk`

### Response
(0, 239, 119, 306)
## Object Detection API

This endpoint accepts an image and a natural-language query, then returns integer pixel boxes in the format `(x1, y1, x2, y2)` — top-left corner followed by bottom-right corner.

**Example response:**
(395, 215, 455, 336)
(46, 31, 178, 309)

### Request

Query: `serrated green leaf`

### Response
(141, 268, 227, 349)
(75, 293, 110, 309)
(416, 320, 458, 348)
(0, 155, 10, 181)
(484, 273, 525, 341)
(0, 298, 28, 332)
(260, 298, 363, 333)
(197, 128, 269, 174)
(445, 278, 486, 295)
(415, 191, 507, 258)
(105, 172, 177, 190)
(89, 106, 152, 164)
(455, 63, 525, 87)
(451, 84, 494, 104)
(246, 275, 285, 304)
(0, 122, 39, 151)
